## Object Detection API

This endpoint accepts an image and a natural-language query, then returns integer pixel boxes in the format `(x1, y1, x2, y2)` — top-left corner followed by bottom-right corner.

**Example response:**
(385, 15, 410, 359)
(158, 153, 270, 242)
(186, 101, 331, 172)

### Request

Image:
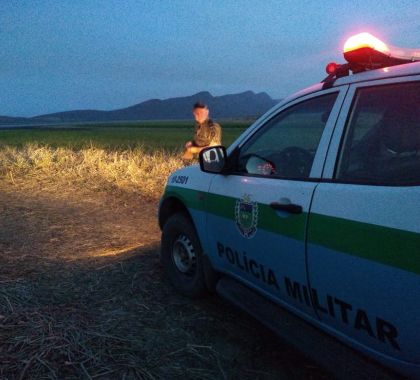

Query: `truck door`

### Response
(307, 78, 420, 367)
(205, 88, 346, 317)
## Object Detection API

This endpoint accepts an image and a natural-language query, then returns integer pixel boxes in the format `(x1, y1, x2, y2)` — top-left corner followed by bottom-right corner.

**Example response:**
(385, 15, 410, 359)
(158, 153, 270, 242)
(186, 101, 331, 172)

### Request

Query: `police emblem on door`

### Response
(235, 194, 258, 238)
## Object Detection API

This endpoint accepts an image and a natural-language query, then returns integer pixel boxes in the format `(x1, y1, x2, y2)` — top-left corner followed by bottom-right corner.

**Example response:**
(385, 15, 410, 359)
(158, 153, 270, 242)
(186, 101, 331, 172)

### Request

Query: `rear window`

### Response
(336, 81, 420, 185)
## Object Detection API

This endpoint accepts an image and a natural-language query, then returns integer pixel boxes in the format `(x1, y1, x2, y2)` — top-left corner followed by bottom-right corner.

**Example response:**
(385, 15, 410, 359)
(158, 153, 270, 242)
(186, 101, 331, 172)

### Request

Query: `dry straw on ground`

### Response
(0, 144, 185, 198)
(0, 144, 330, 379)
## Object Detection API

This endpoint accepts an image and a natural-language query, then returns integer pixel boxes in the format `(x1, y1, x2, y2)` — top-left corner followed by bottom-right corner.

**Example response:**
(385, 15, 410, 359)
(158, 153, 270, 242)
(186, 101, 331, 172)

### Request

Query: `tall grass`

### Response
(0, 144, 185, 198)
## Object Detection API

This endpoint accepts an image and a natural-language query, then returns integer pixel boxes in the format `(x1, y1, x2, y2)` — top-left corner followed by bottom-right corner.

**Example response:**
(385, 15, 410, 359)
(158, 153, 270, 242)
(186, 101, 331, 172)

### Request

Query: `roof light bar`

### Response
(344, 33, 389, 55)
(323, 32, 420, 87)
(343, 32, 420, 72)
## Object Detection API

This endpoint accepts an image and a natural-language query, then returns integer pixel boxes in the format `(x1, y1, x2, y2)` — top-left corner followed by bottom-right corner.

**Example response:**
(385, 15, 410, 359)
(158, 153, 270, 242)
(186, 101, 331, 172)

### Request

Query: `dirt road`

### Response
(0, 180, 330, 379)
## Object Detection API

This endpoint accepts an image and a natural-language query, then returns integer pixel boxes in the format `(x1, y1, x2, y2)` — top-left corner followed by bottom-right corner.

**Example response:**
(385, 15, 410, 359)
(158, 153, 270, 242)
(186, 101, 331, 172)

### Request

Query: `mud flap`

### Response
(202, 254, 219, 292)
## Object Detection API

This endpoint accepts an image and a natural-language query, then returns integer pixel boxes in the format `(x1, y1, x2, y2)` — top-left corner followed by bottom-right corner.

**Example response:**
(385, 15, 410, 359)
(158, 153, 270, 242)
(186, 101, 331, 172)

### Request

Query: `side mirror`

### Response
(199, 146, 227, 173)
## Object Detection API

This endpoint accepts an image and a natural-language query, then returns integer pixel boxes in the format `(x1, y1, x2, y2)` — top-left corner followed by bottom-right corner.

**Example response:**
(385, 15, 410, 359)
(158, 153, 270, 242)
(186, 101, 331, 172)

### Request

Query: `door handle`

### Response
(269, 202, 303, 214)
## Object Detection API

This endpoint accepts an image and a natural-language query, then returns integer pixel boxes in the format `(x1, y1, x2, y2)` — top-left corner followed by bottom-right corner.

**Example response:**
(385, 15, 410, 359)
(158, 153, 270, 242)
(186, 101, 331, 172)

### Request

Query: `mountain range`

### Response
(0, 91, 278, 125)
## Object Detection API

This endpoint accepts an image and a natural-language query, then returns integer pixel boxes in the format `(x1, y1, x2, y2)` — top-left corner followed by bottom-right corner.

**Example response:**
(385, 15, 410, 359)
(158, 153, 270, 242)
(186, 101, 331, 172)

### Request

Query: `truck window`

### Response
(336, 82, 420, 185)
(236, 93, 338, 179)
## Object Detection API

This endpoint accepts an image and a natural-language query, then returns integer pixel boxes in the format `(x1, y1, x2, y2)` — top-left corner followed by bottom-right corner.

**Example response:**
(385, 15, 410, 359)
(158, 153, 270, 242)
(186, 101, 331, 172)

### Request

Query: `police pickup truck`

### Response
(159, 33, 420, 379)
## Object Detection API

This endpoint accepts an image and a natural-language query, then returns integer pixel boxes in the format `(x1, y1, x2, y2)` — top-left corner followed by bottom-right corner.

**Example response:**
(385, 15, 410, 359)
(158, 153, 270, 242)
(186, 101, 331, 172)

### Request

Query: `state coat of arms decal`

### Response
(235, 194, 258, 238)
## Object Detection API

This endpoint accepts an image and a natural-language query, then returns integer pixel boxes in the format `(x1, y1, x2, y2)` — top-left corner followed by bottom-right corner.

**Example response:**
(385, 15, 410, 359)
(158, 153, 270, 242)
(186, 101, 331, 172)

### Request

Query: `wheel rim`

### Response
(172, 234, 196, 276)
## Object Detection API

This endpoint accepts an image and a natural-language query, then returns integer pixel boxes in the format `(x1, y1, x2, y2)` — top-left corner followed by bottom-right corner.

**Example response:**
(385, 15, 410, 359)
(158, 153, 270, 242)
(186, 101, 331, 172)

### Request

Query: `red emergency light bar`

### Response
(343, 32, 420, 72)
(325, 32, 420, 79)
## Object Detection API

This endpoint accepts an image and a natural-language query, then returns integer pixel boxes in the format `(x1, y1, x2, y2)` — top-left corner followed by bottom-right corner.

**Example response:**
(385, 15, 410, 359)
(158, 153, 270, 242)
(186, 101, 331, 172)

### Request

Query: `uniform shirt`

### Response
(193, 119, 222, 147)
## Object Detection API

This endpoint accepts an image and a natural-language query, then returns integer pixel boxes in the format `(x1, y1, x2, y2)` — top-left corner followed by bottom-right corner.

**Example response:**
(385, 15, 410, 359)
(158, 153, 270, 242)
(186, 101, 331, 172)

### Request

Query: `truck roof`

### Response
(282, 60, 420, 106)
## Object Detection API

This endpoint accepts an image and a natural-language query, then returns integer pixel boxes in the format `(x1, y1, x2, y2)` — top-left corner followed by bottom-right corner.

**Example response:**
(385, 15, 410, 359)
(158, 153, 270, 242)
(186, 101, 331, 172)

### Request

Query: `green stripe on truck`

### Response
(163, 185, 420, 274)
(308, 213, 420, 275)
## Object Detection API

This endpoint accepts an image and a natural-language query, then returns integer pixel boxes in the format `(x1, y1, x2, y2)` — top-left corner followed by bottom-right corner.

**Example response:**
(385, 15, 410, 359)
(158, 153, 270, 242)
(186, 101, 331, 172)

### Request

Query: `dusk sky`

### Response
(1, 1, 419, 117)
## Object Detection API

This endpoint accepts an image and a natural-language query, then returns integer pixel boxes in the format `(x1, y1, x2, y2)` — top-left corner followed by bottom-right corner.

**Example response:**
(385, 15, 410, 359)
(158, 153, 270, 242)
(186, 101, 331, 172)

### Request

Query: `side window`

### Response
(336, 82, 420, 185)
(236, 93, 338, 179)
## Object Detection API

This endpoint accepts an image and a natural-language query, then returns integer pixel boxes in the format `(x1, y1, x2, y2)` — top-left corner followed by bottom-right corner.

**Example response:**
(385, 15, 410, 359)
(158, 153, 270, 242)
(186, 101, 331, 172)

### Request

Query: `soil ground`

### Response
(0, 179, 331, 379)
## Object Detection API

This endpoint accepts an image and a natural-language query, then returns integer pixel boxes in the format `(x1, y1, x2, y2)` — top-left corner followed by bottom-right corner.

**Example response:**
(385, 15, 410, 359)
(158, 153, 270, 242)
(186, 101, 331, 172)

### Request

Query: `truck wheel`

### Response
(161, 214, 208, 298)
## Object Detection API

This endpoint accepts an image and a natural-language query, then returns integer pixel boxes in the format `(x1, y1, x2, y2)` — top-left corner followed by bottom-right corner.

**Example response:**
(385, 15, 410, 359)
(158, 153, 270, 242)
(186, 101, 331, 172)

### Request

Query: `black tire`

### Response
(161, 213, 208, 298)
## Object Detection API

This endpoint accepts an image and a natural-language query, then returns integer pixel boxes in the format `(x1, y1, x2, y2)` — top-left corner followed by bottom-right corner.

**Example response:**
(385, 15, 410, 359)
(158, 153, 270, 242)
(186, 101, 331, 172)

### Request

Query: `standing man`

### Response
(182, 102, 222, 160)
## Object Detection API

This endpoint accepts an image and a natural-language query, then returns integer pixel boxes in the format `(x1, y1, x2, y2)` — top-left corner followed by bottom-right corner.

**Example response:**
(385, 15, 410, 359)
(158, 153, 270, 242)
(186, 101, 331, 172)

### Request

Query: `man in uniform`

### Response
(182, 102, 222, 160)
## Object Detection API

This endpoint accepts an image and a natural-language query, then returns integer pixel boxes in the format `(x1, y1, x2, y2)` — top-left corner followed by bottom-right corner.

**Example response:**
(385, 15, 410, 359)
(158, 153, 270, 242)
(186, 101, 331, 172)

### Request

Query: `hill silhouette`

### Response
(1, 91, 278, 124)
